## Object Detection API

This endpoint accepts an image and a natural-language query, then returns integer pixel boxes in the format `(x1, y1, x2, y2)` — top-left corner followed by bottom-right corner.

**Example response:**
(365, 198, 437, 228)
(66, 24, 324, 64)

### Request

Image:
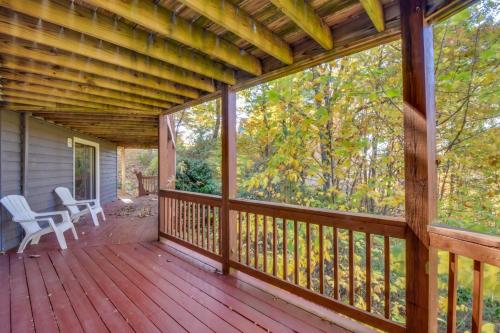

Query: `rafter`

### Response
(0, 41, 197, 99)
(0, 0, 235, 84)
(269, 0, 333, 50)
(359, 0, 385, 32)
(0, 57, 186, 104)
(80, 0, 262, 76)
(0, 11, 214, 93)
(2, 81, 170, 112)
(176, 0, 292, 64)
(1, 71, 176, 109)
(2, 92, 161, 115)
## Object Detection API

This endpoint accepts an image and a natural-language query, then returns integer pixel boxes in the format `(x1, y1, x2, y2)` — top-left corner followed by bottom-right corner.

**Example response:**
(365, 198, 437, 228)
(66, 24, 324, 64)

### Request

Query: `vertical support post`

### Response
(119, 146, 126, 192)
(400, 1, 437, 332)
(221, 84, 237, 274)
(158, 114, 176, 238)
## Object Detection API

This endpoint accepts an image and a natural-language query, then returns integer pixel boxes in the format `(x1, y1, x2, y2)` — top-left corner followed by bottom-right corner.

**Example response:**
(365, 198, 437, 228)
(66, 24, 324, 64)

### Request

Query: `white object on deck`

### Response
(55, 187, 105, 226)
(0, 195, 78, 253)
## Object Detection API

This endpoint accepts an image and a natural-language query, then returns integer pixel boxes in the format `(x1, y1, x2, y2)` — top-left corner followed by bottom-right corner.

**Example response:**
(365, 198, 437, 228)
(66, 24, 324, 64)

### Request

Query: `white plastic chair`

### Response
(55, 187, 105, 226)
(0, 195, 78, 253)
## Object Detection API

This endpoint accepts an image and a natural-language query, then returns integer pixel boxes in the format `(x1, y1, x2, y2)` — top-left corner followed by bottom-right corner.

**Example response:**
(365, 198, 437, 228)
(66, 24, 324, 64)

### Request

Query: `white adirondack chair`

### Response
(0, 195, 78, 253)
(55, 187, 105, 226)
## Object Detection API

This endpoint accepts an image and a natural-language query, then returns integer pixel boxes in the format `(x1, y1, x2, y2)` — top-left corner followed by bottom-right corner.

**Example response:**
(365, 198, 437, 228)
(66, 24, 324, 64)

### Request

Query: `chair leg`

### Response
(54, 229, 68, 250)
(90, 210, 100, 226)
(31, 235, 41, 245)
(71, 224, 79, 240)
(17, 235, 32, 253)
(100, 209, 106, 221)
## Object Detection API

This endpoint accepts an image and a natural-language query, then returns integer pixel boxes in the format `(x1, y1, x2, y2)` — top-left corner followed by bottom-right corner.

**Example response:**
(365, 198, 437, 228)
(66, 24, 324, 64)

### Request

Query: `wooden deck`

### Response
(0, 196, 369, 333)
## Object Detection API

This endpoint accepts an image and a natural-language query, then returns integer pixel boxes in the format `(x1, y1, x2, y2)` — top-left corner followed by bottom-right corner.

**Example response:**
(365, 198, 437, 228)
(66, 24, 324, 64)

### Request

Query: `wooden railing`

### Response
(159, 189, 408, 332)
(159, 189, 222, 261)
(136, 172, 158, 196)
(429, 225, 500, 333)
(229, 198, 407, 333)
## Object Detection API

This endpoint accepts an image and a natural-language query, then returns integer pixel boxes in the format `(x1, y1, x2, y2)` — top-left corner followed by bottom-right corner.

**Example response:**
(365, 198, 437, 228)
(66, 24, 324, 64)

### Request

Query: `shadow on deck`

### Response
(0, 196, 373, 333)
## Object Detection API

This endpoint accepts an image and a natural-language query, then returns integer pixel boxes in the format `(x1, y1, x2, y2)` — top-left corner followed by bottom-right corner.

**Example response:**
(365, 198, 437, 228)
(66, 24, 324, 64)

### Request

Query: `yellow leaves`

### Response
(314, 92, 323, 103)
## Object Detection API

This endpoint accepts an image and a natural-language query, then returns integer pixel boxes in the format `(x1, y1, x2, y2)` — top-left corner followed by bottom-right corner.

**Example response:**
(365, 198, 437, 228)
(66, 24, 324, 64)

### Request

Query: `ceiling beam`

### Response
(3, 103, 122, 114)
(3, 81, 170, 112)
(269, 0, 333, 50)
(359, 0, 385, 32)
(3, 93, 161, 115)
(176, 0, 292, 64)
(0, 0, 235, 85)
(0, 11, 214, 93)
(1, 71, 176, 109)
(0, 56, 186, 104)
(0, 41, 196, 99)
(80, 0, 262, 76)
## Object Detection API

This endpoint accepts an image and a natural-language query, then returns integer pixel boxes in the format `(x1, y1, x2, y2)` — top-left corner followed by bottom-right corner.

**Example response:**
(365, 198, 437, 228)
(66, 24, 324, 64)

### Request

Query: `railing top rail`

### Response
(159, 189, 222, 206)
(229, 198, 407, 239)
(429, 224, 500, 267)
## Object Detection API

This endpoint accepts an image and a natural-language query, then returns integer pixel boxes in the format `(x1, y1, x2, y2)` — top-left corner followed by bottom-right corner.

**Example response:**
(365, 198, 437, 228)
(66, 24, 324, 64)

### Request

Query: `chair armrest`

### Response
(75, 199, 98, 205)
(14, 217, 52, 224)
(34, 211, 71, 222)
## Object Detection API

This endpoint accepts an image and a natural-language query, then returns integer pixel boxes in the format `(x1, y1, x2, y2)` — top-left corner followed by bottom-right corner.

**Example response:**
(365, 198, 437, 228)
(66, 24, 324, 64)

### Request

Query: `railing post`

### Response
(221, 84, 237, 274)
(158, 114, 176, 238)
(400, 1, 438, 332)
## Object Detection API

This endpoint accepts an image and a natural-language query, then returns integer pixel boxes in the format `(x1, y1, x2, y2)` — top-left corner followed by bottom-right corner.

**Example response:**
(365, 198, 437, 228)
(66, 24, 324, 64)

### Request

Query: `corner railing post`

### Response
(158, 114, 176, 240)
(221, 84, 237, 274)
(400, 1, 438, 332)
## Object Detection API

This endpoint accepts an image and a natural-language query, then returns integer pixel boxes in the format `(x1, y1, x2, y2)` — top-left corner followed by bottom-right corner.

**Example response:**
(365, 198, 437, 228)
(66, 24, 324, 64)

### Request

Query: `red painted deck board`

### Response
(0, 196, 364, 332)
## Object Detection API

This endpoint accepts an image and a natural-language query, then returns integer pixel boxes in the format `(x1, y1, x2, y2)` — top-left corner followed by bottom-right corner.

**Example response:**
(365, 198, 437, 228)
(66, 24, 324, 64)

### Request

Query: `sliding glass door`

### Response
(74, 142, 96, 200)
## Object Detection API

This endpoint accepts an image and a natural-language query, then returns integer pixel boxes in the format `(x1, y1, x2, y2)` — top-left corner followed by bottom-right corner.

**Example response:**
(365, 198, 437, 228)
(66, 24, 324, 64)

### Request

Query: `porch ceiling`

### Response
(0, 0, 464, 146)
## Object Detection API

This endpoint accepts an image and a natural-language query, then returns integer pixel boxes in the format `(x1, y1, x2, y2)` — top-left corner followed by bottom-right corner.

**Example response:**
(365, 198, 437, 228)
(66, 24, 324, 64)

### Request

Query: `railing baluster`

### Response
(212, 206, 217, 253)
(207, 205, 212, 251)
(306, 222, 311, 290)
(183, 200, 187, 240)
(366, 233, 371, 312)
(202, 204, 206, 249)
(294, 220, 299, 285)
(349, 230, 354, 305)
(263, 215, 268, 273)
(334, 227, 339, 300)
(273, 216, 277, 277)
(238, 211, 242, 262)
(283, 219, 288, 281)
(319, 225, 324, 294)
(246, 212, 250, 266)
(447, 253, 458, 333)
(197, 203, 200, 247)
(254, 214, 258, 269)
(472, 260, 484, 333)
(219, 207, 222, 254)
(384, 236, 390, 319)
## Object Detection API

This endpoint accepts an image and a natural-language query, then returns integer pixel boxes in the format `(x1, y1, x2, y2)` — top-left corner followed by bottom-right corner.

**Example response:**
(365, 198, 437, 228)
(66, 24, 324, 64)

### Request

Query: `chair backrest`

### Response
(0, 195, 41, 234)
(54, 187, 79, 215)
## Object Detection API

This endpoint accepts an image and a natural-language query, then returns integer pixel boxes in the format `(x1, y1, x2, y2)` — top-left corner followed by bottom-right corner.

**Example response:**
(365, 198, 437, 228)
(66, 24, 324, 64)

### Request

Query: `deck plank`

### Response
(47, 251, 109, 333)
(71, 248, 162, 333)
(93, 246, 208, 332)
(0, 256, 11, 333)
(59, 251, 134, 333)
(105, 244, 259, 333)
(138, 243, 323, 333)
(37, 253, 84, 333)
(23, 257, 60, 332)
(9, 256, 35, 333)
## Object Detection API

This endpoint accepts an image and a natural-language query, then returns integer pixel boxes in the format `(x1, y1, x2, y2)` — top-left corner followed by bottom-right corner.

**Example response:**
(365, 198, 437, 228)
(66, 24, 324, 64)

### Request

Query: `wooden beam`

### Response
(400, 1, 436, 332)
(2, 87, 164, 113)
(81, 0, 262, 76)
(3, 97, 160, 115)
(0, 49, 188, 102)
(0, 11, 214, 93)
(359, 0, 385, 32)
(176, 0, 292, 64)
(1, 71, 178, 108)
(269, 0, 333, 50)
(3, 104, 145, 114)
(220, 84, 237, 274)
(3, 81, 170, 112)
(0, 0, 235, 85)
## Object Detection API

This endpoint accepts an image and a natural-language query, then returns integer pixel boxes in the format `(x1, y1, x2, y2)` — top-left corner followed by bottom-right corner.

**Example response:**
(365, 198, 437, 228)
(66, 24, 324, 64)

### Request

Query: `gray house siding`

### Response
(0, 111, 23, 251)
(0, 112, 118, 251)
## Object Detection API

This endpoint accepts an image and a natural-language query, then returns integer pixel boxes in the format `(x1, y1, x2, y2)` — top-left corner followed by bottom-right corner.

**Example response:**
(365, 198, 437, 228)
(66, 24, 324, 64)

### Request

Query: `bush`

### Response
(175, 158, 219, 195)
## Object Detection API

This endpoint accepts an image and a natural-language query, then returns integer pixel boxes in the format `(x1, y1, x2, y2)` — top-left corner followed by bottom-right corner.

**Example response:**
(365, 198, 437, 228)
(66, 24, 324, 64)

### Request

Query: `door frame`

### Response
(73, 137, 100, 202)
